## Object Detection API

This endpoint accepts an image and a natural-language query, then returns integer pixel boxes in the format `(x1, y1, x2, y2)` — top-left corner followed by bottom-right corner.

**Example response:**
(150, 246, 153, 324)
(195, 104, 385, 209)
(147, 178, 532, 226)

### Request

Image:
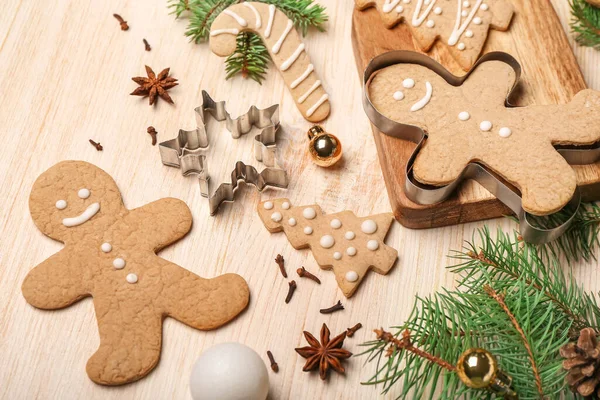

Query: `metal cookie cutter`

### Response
(159, 91, 289, 215)
(362, 51, 600, 244)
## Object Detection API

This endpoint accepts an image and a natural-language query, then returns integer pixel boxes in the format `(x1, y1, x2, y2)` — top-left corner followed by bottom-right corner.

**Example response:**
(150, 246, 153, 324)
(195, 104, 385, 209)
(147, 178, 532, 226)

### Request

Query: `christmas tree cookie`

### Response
(355, 0, 514, 70)
(367, 56, 600, 215)
(257, 198, 398, 297)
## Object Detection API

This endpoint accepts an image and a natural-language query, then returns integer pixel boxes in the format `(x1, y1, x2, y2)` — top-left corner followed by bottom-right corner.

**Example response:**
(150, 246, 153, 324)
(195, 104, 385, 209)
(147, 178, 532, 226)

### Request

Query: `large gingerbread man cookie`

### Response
(368, 57, 600, 215)
(22, 161, 250, 385)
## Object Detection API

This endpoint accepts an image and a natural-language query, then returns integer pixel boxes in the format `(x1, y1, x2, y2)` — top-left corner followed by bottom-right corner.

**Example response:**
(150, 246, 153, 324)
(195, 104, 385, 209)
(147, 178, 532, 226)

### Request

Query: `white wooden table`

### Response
(1, 0, 599, 398)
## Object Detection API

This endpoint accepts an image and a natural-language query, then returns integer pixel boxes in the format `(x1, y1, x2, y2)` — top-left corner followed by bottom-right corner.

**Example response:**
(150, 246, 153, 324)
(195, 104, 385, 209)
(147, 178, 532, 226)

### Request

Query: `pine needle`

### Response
(225, 32, 270, 83)
(571, 0, 600, 49)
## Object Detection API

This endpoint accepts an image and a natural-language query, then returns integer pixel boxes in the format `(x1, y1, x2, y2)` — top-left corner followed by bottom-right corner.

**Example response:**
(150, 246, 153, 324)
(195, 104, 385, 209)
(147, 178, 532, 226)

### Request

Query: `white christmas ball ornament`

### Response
(190, 343, 269, 400)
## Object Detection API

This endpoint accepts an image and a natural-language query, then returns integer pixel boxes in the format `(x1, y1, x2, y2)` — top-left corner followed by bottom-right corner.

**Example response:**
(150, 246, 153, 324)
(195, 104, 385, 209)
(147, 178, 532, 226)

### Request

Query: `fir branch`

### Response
(184, 0, 241, 43)
(225, 32, 270, 83)
(571, 0, 600, 49)
(258, 0, 328, 36)
(168, 0, 194, 18)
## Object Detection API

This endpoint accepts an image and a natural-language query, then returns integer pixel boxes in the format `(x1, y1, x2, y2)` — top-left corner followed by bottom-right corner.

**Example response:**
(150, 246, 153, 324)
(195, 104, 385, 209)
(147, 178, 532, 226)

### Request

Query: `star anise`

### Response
(294, 323, 352, 380)
(130, 65, 178, 106)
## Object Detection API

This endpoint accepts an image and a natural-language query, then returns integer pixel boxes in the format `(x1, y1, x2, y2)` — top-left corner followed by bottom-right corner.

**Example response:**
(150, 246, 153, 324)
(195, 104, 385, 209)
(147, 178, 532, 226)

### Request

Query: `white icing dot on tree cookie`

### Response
(113, 258, 126, 270)
(361, 220, 378, 234)
(288, 218, 297, 226)
(303, 207, 317, 219)
(304, 226, 313, 235)
(499, 127, 512, 138)
(101, 243, 112, 253)
(480, 121, 492, 132)
(126, 273, 138, 284)
(330, 219, 342, 229)
(263, 201, 274, 210)
(55, 199, 67, 210)
(345, 231, 355, 240)
(346, 247, 357, 256)
(333, 251, 342, 260)
(271, 212, 282, 222)
(320, 235, 335, 248)
(345, 271, 358, 282)
(367, 240, 380, 251)
(281, 201, 290, 210)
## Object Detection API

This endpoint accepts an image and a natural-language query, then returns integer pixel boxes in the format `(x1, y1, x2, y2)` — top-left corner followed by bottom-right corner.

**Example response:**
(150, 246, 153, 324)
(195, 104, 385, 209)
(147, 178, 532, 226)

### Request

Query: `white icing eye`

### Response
(263, 201, 274, 210)
(126, 273, 138, 284)
(78, 188, 91, 199)
(113, 258, 126, 269)
(55, 200, 67, 210)
(345, 271, 359, 282)
(393, 91, 405, 101)
(402, 78, 415, 89)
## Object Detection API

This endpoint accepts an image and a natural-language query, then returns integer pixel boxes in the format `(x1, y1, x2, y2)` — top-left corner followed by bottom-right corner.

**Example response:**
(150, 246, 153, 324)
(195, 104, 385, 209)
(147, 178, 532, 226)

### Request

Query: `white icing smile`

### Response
(62, 202, 100, 227)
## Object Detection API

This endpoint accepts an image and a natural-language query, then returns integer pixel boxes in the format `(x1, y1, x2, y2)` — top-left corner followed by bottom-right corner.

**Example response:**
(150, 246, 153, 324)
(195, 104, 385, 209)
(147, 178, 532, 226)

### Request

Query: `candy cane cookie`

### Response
(210, 2, 330, 122)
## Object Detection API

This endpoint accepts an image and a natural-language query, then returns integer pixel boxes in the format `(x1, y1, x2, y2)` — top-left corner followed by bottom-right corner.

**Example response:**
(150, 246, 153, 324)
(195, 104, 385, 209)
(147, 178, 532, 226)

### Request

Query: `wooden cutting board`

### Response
(351, 0, 600, 229)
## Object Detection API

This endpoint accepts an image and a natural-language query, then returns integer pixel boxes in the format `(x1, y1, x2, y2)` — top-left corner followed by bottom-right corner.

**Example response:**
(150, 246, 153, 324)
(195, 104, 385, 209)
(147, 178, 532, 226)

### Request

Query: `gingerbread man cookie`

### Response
(22, 161, 250, 385)
(355, 0, 514, 70)
(258, 199, 398, 297)
(209, 2, 330, 122)
(367, 56, 600, 215)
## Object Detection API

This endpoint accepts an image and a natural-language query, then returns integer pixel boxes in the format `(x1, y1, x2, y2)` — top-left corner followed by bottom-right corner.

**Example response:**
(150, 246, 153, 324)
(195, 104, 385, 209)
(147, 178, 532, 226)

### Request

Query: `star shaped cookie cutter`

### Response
(362, 51, 600, 244)
(159, 91, 289, 215)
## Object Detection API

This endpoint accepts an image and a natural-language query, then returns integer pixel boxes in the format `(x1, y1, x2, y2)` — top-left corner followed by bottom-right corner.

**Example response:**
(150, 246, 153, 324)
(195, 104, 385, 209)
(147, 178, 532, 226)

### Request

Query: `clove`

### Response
(89, 139, 103, 151)
(266, 351, 279, 373)
(143, 38, 151, 51)
(320, 300, 344, 314)
(346, 323, 363, 338)
(113, 14, 129, 31)
(147, 126, 158, 146)
(275, 254, 287, 278)
(285, 280, 297, 304)
(297, 266, 320, 284)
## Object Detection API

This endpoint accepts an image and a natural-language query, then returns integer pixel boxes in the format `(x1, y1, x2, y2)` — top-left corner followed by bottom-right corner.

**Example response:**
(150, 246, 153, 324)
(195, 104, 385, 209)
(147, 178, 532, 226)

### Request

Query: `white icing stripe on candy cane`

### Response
(298, 80, 321, 103)
(281, 43, 305, 71)
(412, 0, 437, 27)
(306, 94, 329, 117)
(448, 0, 483, 45)
(383, 0, 401, 13)
(410, 81, 432, 111)
(242, 3, 261, 28)
(291, 64, 314, 88)
(210, 28, 240, 37)
(265, 4, 276, 38)
(272, 20, 294, 54)
(222, 9, 248, 27)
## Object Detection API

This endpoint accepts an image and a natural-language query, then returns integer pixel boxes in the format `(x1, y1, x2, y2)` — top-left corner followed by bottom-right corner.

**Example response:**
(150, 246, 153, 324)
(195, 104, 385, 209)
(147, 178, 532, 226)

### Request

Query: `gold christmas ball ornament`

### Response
(457, 348, 518, 399)
(307, 125, 342, 167)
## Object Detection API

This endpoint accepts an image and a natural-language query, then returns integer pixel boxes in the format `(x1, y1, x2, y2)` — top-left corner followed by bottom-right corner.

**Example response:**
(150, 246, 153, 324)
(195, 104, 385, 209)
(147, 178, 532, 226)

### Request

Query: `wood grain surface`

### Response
(0, 0, 599, 399)
(353, 0, 600, 228)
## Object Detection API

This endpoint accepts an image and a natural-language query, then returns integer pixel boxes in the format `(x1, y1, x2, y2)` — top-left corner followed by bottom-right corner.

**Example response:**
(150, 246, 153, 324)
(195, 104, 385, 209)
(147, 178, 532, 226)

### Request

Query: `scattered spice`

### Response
(143, 38, 151, 51)
(89, 139, 103, 151)
(346, 323, 362, 338)
(297, 266, 320, 284)
(285, 280, 297, 304)
(295, 323, 352, 380)
(113, 14, 129, 31)
(147, 126, 158, 146)
(275, 254, 287, 278)
(320, 300, 344, 314)
(130, 66, 178, 106)
(266, 351, 279, 373)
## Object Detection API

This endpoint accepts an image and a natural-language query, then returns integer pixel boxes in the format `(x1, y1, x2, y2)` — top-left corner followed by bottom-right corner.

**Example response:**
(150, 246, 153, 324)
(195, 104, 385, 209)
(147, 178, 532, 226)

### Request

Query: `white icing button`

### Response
(465, 30, 474, 38)
(458, 111, 470, 121)
(333, 252, 342, 260)
(263, 201, 274, 210)
(480, 121, 493, 132)
(426, 19, 435, 28)
(481, 3, 489, 10)
(367, 240, 380, 251)
(393, 91, 405, 101)
(395, 5, 404, 12)
(361, 220, 378, 234)
(499, 127, 512, 138)
(55, 200, 67, 210)
(345, 231, 355, 240)
(281, 201, 290, 210)
(461, 10, 468, 17)
(302, 207, 317, 220)
(101, 243, 112, 253)
(463, 1, 470, 7)
(330, 219, 342, 229)
(346, 247, 357, 256)
(78, 188, 90, 199)
(457, 42, 466, 51)
(345, 271, 359, 282)
(434, 6, 442, 14)
(288, 217, 297, 226)
(320, 235, 335, 248)
(304, 226, 313, 235)
(271, 212, 282, 222)
(126, 273, 138, 284)
(473, 17, 482, 24)
(402, 78, 415, 89)
(113, 258, 126, 269)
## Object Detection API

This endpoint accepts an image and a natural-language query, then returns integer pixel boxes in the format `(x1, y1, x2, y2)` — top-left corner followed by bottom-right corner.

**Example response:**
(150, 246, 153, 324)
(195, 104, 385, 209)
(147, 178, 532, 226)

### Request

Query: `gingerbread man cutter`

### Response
(159, 91, 289, 215)
(363, 51, 600, 244)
